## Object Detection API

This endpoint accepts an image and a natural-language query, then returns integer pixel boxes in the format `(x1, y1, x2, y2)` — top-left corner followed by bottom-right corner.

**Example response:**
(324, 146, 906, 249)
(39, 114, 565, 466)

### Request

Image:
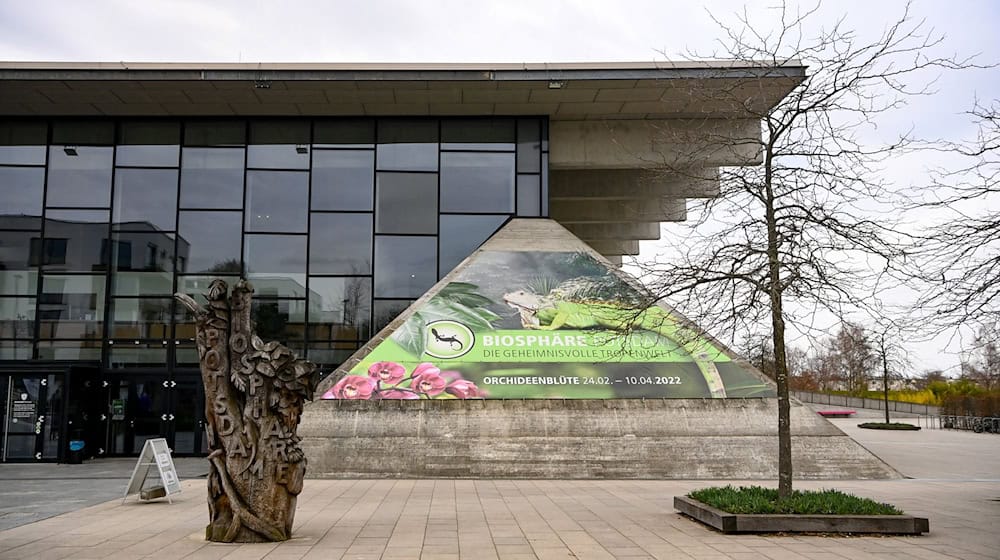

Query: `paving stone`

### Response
(2, 426, 1000, 560)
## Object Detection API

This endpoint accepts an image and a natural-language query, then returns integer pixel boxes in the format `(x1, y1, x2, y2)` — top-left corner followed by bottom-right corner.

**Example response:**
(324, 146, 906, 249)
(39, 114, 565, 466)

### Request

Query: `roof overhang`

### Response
(0, 61, 805, 119)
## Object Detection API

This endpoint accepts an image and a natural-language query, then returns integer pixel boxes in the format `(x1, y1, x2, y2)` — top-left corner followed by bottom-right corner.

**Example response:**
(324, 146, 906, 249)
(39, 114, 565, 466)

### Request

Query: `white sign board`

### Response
(122, 438, 181, 503)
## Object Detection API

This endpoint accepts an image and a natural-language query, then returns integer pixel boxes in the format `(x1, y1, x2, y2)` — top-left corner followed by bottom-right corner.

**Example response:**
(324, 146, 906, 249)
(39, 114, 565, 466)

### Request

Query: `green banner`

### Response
(322, 251, 775, 400)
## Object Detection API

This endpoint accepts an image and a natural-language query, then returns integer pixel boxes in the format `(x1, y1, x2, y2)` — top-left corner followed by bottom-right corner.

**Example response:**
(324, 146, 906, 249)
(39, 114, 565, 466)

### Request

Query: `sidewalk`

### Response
(1, 421, 998, 560)
(1, 477, 997, 560)
(0, 457, 207, 532)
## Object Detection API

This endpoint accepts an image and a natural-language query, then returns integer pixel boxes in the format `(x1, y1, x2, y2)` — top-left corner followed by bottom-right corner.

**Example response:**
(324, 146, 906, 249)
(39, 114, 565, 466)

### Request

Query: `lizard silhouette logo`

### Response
(424, 320, 475, 359)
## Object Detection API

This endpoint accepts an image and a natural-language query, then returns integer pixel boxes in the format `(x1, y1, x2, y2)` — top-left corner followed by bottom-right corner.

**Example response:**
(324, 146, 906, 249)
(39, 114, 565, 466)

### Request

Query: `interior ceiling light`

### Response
(295, 144, 308, 154)
(548, 80, 566, 89)
(63, 145, 78, 156)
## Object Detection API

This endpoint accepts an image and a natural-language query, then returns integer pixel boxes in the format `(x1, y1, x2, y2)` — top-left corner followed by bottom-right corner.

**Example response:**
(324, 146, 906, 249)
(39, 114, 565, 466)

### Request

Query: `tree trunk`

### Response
(763, 150, 793, 499)
(176, 279, 318, 543)
(881, 335, 891, 426)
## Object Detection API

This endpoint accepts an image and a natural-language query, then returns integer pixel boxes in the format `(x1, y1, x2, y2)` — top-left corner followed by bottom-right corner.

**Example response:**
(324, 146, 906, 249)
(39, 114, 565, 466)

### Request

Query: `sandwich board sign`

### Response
(122, 438, 181, 503)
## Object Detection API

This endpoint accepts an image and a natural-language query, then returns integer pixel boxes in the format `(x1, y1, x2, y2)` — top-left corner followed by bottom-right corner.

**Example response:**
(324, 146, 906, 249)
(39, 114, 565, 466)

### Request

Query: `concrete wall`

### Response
(549, 118, 762, 170)
(301, 398, 900, 480)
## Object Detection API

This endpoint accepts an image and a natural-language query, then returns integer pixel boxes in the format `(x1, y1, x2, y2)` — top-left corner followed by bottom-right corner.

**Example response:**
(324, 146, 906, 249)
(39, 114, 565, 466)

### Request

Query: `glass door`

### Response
(107, 374, 169, 455)
(170, 372, 206, 455)
(3, 373, 62, 461)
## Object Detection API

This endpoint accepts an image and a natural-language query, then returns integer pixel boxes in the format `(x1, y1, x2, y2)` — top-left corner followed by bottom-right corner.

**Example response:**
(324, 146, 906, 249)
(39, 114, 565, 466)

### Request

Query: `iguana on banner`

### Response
(503, 277, 728, 397)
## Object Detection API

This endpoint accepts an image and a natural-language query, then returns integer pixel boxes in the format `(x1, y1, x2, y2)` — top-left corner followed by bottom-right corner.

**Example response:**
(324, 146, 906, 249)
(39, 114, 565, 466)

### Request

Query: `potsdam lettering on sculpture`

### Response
(176, 279, 319, 543)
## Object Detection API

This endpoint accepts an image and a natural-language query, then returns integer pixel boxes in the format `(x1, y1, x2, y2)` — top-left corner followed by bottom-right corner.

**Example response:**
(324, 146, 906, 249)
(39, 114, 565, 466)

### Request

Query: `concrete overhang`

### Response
(0, 61, 805, 119)
(0, 61, 805, 261)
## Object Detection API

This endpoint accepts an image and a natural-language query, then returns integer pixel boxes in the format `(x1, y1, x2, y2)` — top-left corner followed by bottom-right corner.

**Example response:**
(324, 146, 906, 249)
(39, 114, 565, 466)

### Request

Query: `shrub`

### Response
(939, 393, 1000, 417)
(857, 422, 920, 430)
(688, 486, 903, 515)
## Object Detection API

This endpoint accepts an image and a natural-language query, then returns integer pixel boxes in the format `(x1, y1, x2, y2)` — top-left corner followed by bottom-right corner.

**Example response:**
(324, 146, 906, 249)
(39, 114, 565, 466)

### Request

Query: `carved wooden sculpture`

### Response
(175, 279, 318, 542)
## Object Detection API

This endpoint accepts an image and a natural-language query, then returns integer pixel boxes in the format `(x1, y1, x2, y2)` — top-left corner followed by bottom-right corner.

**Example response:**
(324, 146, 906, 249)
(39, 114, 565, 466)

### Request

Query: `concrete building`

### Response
(0, 61, 873, 475)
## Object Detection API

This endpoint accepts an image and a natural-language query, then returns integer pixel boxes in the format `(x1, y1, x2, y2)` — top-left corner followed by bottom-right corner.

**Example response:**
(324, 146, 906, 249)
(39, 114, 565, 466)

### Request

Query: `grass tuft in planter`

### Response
(688, 485, 902, 515)
(858, 422, 920, 430)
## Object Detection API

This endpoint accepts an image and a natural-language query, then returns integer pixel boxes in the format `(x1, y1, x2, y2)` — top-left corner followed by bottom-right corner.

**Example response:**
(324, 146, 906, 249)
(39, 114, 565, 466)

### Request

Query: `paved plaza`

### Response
(0, 413, 997, 560)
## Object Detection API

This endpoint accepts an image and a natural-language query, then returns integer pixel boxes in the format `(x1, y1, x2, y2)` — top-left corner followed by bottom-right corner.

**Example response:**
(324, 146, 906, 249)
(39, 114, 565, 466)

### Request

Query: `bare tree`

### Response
(635, 2, 974, 497)
(913, 368, 948, 390)
(874, 326, 911, 424)
(960, 326, 1000, 391)
(822, 322, 877, 396)
(742, 335, 807, 382)
(806, 346, 841, 392)
(916, 100, 1000, 333)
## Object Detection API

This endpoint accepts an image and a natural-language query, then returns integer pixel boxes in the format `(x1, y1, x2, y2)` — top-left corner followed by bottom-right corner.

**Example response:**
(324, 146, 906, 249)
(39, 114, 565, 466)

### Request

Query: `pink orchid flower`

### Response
(411, 362, 446, 396)
(445, 379, 483, 399)
(323, 375, 375, 400)
(368, 361, 406, 385)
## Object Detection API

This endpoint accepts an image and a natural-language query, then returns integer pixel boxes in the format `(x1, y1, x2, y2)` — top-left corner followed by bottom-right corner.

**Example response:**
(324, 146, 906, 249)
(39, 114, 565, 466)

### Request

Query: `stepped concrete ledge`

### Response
(301, 398, 901, 479)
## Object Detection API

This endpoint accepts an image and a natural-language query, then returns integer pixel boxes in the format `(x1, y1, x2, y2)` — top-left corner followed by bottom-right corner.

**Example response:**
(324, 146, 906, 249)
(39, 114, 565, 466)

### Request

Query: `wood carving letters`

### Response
(249, 374, 264, 396)
(175, 279, 318, 543)
(217, 413, 235, 436)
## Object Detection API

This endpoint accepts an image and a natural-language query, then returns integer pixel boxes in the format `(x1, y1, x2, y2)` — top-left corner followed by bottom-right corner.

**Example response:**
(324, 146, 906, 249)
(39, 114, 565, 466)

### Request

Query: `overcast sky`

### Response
(0, 0, 995, 69)
(1, 0, 997, 373)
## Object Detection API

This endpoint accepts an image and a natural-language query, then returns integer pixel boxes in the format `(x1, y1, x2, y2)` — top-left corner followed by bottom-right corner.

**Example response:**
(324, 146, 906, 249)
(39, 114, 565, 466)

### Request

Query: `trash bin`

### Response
(67, 430, 85, 464)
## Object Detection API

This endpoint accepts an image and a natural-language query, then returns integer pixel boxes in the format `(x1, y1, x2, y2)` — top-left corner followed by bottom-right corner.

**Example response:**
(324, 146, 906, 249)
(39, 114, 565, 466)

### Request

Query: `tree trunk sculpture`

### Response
(176, 279, 318, 542)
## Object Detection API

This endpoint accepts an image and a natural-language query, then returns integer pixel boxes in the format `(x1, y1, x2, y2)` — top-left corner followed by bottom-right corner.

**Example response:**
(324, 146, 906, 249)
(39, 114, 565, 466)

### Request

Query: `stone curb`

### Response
(673, 496, 930, 535)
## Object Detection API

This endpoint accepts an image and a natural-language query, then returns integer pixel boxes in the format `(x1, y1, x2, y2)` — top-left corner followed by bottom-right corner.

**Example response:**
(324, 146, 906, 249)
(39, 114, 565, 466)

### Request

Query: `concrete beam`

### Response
(604, 255, 623, 267)
(550, 198, 686, 223)
(586, 240, 641, 255)
(564, 222, 661, 240)
(550, 168, 719, 200)
(549, 118, 761, 169)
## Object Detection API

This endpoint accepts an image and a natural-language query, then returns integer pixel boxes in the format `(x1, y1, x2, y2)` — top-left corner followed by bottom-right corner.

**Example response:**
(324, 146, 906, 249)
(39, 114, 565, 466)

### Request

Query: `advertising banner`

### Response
(323, 251, 775, 400)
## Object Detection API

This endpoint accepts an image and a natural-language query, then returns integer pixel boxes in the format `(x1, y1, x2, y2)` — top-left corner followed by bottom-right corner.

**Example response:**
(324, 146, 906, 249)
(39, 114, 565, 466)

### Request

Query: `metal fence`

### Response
(793, 391, 999, 433)
(792, 390, 940, 416)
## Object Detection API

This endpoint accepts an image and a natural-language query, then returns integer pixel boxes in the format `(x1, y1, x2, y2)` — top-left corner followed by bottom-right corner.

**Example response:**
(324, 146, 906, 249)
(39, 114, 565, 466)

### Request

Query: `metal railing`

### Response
(792, 390, 940, 416)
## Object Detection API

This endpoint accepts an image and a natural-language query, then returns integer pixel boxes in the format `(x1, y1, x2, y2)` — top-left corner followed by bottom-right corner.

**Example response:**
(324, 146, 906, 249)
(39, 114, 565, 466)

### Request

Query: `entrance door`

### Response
(2, 373, 64, 461)
(107, 375, 169, 456)
(170, 373, 206, 455)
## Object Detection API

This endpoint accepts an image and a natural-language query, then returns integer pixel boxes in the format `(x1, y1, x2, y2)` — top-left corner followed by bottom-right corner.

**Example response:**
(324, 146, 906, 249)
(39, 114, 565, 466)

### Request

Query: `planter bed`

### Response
(674, 496, 929, 535)
(858, 422, 920, 430)
(817, 409, 856, 418)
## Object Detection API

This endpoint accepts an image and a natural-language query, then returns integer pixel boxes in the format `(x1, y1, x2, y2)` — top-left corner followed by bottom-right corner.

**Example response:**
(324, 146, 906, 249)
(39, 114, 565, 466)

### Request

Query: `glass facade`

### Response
(0, 117, 549, 375)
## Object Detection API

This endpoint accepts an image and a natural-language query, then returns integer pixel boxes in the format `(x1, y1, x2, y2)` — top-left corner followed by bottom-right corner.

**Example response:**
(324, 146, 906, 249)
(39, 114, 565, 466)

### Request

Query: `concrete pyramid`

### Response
(317, 218, 775, 401)
(302, 219, 900, 479)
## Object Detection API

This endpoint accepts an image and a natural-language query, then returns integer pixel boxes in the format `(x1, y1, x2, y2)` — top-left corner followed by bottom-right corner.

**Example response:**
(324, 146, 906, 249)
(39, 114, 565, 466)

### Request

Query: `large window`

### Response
(180, 148, 245, 208)
(1, 167, 45, 225)
(440, 152, 515, 212)
(309, 213, 372, 274)
(245, 171, 308, 233)
(113, 168, 179, 232)
(311, 150, 374, 211)
(375, 173, 437, 234)
(0, 122, 46, 360)
(0, 117, 549, 371)
(177, 211, 242, 274)
(374, 236, 437, 298)
(46, 146, 113, 208)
